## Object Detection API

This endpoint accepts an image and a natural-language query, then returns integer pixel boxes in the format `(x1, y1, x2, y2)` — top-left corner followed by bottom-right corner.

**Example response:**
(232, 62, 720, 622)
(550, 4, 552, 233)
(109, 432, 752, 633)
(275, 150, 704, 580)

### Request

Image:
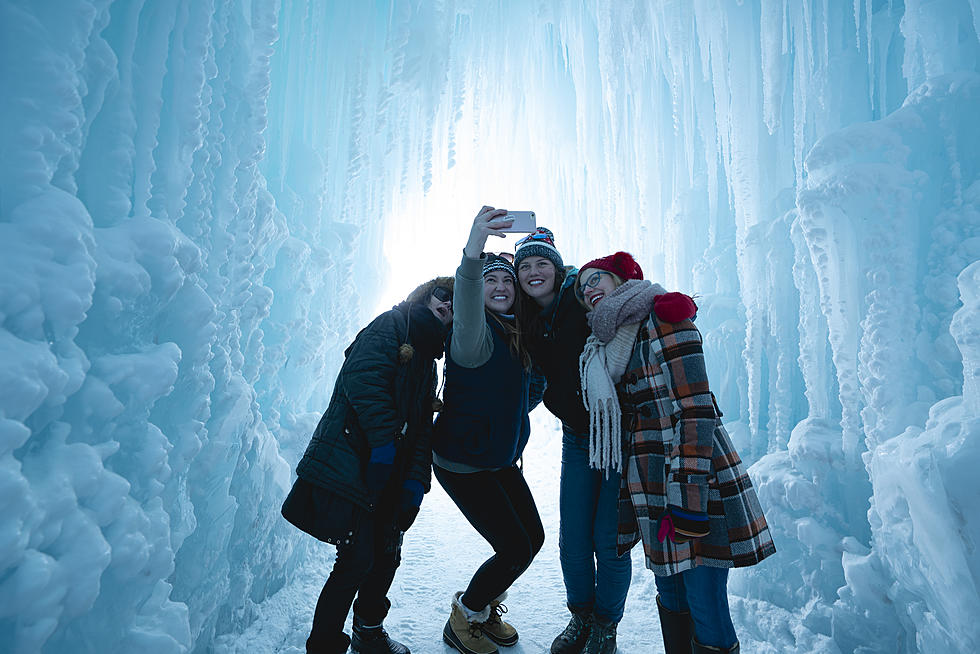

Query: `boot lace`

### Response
(583, 621, 616, 653)
(485, 602, 508, 626)
(558, 614, 588, 643)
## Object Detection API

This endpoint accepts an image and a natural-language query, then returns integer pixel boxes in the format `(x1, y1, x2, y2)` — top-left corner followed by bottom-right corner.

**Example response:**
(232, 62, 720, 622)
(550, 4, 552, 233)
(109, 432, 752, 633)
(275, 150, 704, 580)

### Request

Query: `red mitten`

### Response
(657, 513, 675, 543)
(653, 292, 697, 323)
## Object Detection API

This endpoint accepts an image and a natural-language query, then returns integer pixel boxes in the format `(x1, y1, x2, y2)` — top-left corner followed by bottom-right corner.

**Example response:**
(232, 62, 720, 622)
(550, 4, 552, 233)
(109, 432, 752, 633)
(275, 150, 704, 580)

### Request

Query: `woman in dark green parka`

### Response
(283, 277, 454, 654)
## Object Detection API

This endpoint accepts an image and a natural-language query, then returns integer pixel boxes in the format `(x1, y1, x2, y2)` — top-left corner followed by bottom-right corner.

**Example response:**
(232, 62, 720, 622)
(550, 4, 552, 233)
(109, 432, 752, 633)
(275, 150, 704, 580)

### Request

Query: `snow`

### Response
(1, 0, 978, 653)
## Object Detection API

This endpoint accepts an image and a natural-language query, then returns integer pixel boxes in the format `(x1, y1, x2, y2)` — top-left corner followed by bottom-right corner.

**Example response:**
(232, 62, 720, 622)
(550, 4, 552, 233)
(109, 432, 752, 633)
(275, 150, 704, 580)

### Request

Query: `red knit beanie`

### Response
(579, 251, 698, 322)
(579, 251, 644, 282)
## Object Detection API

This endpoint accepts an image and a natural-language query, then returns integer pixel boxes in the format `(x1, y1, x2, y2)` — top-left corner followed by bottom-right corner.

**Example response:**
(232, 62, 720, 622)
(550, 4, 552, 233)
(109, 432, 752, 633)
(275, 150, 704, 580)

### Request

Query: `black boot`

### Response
(550, 609, 592, 654)
(351, 615, 410, 654)
(656, 595, 693, 654)
(692, 639, 740, 653)
(581, 616, 616, 654)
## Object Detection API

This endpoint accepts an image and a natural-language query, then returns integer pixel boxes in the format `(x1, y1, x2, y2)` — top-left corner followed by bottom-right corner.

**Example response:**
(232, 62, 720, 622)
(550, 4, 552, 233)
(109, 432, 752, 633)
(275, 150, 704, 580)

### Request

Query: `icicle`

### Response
(823, 0, 830, 75)
(866, 0, 874, 110)
(783, 0, 790, 56)
(760, 0, 786, 134)
(854, 0, 862, 50)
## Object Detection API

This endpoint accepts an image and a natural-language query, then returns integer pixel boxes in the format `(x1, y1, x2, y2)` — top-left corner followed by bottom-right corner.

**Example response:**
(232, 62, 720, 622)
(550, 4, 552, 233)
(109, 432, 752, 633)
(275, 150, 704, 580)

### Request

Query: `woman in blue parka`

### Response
(433, 206, 545, 654)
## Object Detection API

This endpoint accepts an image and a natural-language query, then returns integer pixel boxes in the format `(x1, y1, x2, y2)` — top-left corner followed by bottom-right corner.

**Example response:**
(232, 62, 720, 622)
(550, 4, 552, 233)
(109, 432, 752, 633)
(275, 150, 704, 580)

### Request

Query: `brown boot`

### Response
(443, 592, 499, 654)
(481, 592, 518, 647)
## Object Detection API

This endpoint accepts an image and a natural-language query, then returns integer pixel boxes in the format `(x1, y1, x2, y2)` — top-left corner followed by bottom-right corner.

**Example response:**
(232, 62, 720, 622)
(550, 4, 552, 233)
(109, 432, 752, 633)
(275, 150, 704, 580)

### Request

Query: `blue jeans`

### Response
(559, 428, 631, 623)
(655, 566, 737, 648)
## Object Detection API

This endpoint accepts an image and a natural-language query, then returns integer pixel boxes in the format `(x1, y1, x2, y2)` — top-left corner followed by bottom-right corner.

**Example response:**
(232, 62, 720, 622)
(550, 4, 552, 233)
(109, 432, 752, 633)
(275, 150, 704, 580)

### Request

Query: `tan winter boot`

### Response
(443, 592, 499, 654)
(481, 592, 519, 647)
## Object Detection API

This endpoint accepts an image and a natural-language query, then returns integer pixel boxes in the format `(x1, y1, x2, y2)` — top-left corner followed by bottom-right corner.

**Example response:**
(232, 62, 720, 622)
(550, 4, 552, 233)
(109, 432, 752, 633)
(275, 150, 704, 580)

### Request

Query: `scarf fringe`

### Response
(580, 337, 623, 477)
(589, 397, 621, 475)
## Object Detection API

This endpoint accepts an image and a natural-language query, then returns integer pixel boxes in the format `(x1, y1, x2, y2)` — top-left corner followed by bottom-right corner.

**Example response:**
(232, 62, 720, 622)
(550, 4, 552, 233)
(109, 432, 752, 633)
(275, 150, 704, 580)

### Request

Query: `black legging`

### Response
(433, 464, 545, 611)
(307, 502, 401, 649)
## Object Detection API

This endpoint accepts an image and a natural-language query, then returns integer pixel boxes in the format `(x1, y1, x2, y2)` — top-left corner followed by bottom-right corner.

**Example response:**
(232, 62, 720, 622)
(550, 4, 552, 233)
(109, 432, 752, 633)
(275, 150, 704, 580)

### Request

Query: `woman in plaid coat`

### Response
(576, 252, 775, 654)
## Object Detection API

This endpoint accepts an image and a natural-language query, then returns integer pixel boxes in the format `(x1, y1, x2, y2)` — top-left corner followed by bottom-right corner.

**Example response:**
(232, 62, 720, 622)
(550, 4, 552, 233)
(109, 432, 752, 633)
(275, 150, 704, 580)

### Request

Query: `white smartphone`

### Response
(493, 211, 536, 233)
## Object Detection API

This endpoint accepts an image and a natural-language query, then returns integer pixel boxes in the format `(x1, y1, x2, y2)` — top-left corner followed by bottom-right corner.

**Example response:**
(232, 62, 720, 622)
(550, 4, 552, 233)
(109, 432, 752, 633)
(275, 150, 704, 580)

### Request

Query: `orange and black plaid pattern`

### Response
(614, 314, 776, 576)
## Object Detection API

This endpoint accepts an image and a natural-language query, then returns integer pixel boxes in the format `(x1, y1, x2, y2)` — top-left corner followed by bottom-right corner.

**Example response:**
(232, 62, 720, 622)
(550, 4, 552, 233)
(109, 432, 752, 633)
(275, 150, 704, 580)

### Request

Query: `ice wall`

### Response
(1, 0, 978, 653)
(0, 1, 350, 652)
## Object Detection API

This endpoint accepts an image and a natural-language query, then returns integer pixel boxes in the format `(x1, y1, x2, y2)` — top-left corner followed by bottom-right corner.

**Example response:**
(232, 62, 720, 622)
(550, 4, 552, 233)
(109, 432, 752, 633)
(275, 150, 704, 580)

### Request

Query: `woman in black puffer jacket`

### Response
(283, 277, 454, 654)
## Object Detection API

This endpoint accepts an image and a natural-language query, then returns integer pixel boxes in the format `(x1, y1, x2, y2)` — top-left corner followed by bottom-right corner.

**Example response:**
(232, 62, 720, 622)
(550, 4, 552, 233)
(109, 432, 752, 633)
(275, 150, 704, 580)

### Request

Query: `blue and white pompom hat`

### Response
(513, 227, 564, 271)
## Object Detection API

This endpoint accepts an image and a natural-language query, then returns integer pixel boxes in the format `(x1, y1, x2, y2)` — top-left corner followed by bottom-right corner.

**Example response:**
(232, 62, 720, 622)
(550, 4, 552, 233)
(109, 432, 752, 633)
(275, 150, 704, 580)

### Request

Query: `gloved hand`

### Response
(397, 479, 425, 532)
(365, 441, 396, 502)
(657, 506, 709, 543)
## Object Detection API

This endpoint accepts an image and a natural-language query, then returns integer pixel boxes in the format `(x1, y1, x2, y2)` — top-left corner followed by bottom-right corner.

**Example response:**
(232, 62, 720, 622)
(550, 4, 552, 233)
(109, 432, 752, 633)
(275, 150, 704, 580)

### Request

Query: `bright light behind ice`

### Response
(1, 1, 979, 653)
(375, 163, 551, 315)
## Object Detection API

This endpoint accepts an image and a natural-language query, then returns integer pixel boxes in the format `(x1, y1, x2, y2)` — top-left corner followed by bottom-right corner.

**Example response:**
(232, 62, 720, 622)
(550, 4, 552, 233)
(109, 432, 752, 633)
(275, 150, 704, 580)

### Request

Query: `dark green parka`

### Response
(296, 286, 449, 512)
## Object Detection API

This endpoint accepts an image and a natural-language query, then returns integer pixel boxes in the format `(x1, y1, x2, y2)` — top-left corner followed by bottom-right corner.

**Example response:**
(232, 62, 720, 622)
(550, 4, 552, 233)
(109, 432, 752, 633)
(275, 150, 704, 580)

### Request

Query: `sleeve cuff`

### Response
(369, 441, 397, 464)
(403, 479, 425, 506)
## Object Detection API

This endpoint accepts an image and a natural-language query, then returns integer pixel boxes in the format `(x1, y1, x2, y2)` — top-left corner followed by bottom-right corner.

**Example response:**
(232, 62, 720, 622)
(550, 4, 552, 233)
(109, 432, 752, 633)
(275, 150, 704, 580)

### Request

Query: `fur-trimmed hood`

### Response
(405, 276, 454, 304)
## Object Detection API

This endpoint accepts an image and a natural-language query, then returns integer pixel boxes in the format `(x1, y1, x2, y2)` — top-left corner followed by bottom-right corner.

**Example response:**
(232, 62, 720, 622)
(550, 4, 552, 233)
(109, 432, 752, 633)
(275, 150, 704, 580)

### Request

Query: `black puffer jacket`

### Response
(296, 302, 443, 511)
(525, 271, 591, 435)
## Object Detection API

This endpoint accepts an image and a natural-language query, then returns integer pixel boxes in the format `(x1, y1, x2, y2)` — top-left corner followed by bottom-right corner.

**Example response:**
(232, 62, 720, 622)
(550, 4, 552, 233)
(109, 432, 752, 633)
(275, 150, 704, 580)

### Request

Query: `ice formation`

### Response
(0, 1, 977, 652)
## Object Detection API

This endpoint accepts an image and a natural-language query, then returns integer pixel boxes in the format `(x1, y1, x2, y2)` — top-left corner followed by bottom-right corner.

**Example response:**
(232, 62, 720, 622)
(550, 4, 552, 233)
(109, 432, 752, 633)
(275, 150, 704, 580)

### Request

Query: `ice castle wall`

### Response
(1, 1, 978, 652)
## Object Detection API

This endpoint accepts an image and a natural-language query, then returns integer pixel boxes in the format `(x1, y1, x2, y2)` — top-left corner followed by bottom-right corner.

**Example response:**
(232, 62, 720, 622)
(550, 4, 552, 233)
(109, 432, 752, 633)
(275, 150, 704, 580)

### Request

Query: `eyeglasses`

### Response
(579, 270, 614, 290)
(431, 286, 452, 303)
(491, 252, 514, 263)
(515, 231, 553, 248)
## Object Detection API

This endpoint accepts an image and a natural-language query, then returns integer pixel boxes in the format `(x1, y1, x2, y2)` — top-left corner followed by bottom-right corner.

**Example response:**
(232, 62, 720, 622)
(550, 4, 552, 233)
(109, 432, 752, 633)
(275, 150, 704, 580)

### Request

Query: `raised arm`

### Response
(450, 206, 513, 368)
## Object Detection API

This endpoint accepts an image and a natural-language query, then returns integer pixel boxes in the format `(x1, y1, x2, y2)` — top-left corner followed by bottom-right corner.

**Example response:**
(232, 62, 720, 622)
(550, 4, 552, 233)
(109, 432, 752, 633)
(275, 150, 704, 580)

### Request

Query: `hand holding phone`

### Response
(465, 206, 510, 257)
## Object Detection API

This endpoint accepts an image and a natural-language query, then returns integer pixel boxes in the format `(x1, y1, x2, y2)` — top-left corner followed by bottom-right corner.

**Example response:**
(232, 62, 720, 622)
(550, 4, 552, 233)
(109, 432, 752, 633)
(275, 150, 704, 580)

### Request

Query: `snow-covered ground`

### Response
(214, 412, 725, 654)
(215, 409, 802, 654)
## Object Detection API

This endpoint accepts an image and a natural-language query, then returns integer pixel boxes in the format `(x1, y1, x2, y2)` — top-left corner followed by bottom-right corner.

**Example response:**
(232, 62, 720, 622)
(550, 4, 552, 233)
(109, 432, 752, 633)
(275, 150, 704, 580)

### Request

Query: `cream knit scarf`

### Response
(579, 280, 665, 474)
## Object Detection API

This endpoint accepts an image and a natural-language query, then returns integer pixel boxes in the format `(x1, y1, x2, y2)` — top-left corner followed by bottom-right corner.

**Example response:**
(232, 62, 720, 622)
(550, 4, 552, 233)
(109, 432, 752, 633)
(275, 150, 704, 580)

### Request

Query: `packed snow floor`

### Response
(217, 413, 777, 654)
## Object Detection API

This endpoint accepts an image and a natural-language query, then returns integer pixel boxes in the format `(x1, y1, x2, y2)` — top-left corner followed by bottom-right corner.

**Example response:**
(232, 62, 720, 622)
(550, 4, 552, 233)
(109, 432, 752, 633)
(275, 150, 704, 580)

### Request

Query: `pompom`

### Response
(398, 343, 415, 363)
(612, 251, 643, 280)
(580, 251, 644, 281)
(653, 292, 698, 323)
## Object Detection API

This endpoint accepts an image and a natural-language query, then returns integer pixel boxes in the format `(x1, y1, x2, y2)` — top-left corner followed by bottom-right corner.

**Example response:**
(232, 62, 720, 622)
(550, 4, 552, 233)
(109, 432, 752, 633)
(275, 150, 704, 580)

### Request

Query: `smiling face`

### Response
(578, 268, 621, 310)
(517, 255, 557, 307)
(484, 270, 515, 314)
(427, 291, 453, 325)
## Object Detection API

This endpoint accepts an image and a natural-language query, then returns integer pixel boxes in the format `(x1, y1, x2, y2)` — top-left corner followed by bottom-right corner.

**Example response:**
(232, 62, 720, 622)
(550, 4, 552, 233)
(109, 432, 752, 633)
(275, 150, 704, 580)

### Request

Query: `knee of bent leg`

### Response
(511, 525, 545, 568)
(530, 522, 545, 558)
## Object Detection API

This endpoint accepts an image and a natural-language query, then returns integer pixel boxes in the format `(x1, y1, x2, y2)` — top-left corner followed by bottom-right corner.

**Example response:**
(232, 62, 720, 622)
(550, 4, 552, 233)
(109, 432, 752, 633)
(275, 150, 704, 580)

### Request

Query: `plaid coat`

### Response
(616, 312, 775, 576)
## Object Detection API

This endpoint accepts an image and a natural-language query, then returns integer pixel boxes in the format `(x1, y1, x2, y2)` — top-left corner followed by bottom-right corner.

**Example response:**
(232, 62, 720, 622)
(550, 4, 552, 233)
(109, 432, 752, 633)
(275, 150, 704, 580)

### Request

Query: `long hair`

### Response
(514, 262, 570, 342)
